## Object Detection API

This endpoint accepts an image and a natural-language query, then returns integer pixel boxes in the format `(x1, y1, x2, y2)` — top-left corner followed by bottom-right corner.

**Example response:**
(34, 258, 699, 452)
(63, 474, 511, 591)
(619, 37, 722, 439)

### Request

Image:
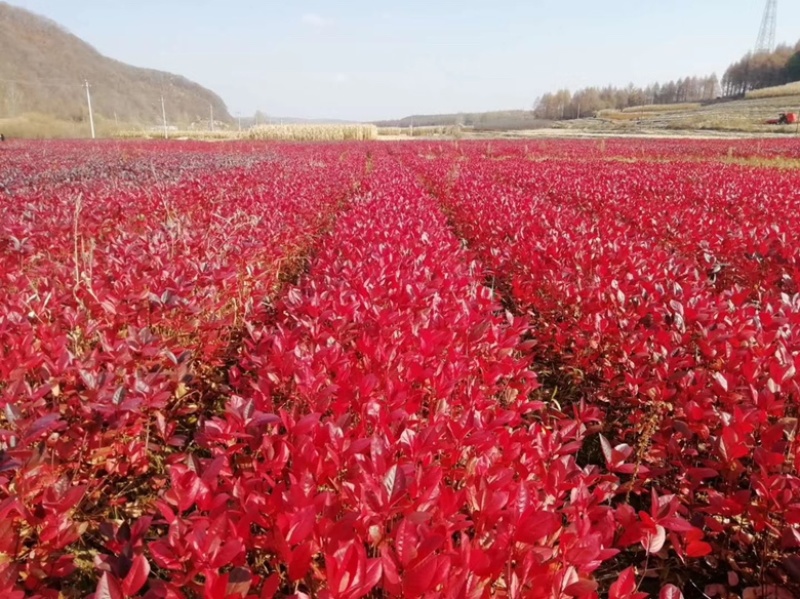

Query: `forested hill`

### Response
(0, 2, 232, 126)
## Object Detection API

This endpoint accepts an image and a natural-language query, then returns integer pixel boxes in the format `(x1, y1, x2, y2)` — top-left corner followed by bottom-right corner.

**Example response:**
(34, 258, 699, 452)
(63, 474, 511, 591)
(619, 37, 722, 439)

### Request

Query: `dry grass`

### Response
(669, 119, 745, 132)
(663, 116, 798, 134)
(0, 112, 122, 139)
(620, 103, 702, 113)
(745, 82, 800, 99)
(377, 127, 406, 136)
(598, 104, 702, 122)
(248, 124, 377, 141)
(115, 129, 243, 141)
(597, 112, 648, 122)
(117, 125, 379, 142)
(377, 125, 452, 137)
(723, 156, 800, 169)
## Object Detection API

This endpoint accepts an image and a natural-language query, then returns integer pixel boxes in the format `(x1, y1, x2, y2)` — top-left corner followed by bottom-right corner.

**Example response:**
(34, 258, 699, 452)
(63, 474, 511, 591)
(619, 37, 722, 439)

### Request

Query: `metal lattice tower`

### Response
(755, 0, 778, 53)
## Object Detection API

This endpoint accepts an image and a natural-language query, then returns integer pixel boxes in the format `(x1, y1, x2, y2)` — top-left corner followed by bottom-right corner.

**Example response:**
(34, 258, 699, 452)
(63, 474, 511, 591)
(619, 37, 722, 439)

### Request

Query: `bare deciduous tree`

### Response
(533, 76, 721, 121)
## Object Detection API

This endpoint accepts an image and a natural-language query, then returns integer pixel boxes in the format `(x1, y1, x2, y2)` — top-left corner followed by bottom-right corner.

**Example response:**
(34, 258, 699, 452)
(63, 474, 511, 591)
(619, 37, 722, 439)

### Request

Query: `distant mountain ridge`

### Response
(0, 2, 232, 126)
(374, 109, 547, 131)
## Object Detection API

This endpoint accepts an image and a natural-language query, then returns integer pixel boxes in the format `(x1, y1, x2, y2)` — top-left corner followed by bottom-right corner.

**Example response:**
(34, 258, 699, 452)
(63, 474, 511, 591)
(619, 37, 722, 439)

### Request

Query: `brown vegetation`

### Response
(721, 43, 800, 96)
(745, 81, 800, 99)
(619, 103, 702, 113)
(534, 77, 720, 121)
(248, 124, 378, 141)
(533, 39, 800, 123)
(0, 112, 125, 138)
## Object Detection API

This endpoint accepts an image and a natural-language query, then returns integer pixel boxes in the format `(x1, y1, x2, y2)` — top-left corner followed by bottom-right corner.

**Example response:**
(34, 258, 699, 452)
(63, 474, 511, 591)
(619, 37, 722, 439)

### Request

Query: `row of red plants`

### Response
(1, 138, 796, 597)
(406, 144, 800, 596)
(0, 142, 365, 597)
(398, 138, 800, 162)
(159, 155, 702, 598)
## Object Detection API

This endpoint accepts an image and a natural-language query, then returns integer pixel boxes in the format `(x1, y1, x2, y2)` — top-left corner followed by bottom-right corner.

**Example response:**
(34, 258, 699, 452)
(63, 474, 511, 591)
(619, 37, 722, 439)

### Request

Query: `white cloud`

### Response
(301, 13, 331, 28)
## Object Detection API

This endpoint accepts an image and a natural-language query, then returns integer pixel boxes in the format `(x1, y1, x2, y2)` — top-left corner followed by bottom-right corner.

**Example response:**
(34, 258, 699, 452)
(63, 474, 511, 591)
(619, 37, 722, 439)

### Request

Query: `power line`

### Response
(755, 0, 778, 54)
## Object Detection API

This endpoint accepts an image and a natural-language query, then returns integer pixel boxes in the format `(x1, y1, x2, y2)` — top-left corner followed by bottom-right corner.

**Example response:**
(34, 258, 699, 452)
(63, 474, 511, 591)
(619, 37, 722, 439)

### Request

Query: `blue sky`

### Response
(10, 0, 800, 121)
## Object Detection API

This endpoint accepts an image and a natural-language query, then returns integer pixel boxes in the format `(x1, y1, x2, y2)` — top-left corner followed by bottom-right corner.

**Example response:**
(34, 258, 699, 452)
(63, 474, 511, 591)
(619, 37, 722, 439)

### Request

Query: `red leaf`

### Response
(383, 465, 407, 505)
(212, 539, 244, 568)
(149, 541, 180, 570)
(154, 500, 176, 525)
(362, 559, 382, 595)
(660, 584, 685, 599)
(403, 555, 438, 597)
(287, 506, 316, 546)
(643, 525, 666, 554)
(517, 510, 560, 543)
(515, 484, 530, 518)
(178, 474, 204, 512)
(395, 519, 417, 567)
(660, 517, 695, 533)
(712, 372, 728, 392)
(686, 540, 713, 558)
(599, 434, 613, 464)
(0, 562, 19, 591)
(25, 413, 63, 441)
(293, 413, 321, 436)
(122, 555, 150, 596)
(60, 485, 87, 511)
(609, 567, 637, 599)
(687, 468, 719, 481)
(226, 567, 252, 597)
(289, 541, 314, 582)
(331, 543, 363, 597)
(381, 546, 400, 586)
(564, 578, 599, 596)
(96, 573, 124, 599)
(201, 456, 226, 484)
(260, 574, 280, 599)
(204, 570, 228, 599)
(719, 427, 750, 462)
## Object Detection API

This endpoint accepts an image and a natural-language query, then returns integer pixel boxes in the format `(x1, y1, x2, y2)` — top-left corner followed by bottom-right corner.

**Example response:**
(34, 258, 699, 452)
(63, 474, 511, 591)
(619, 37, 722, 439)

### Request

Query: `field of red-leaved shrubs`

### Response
(3, 138, 800, 599)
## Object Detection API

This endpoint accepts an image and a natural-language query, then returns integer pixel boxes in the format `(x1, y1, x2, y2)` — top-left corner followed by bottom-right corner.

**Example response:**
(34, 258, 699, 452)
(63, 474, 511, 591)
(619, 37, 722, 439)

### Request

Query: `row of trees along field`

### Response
(534, 40, 800, 120)
(722, 41, 800, 95)
(533, 76, 721, 120)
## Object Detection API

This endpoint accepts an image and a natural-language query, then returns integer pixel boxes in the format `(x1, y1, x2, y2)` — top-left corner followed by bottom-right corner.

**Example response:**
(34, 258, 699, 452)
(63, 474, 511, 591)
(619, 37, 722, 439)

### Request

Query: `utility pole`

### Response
(161, 95, 168, 139)
(85, 80, 96, 139)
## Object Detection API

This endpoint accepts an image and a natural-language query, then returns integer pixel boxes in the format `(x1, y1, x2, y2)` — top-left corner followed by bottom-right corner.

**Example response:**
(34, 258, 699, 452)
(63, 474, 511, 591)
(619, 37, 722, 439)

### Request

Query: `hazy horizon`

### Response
(8, 0, 800, 121)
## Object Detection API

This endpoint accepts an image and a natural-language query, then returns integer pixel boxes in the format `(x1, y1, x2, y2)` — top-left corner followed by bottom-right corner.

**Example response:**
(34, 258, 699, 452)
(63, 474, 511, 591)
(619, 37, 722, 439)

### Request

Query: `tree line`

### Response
(533, 77, 720, 120)
(721, 41, 800, 95)
(534, 39, 800, 120)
